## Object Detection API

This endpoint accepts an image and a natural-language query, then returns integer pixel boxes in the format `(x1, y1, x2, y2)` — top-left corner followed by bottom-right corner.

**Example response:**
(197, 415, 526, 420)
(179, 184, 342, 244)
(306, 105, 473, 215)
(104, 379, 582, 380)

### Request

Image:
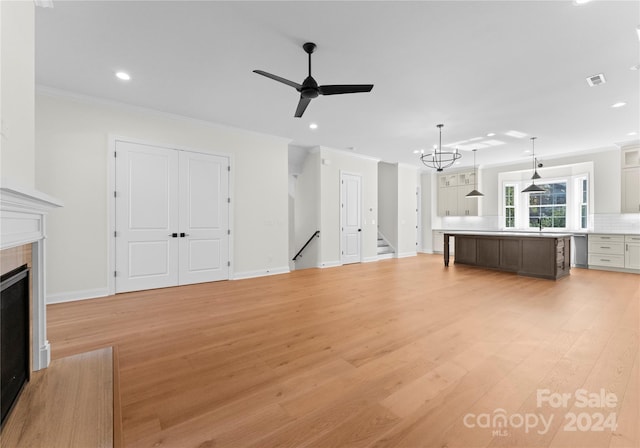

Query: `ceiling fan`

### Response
(253, 42, 374, 118)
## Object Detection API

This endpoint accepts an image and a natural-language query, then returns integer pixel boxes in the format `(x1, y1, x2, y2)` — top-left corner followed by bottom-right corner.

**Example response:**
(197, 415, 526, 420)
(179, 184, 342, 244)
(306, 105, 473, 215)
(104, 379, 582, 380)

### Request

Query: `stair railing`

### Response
(292, 230, 320, 261)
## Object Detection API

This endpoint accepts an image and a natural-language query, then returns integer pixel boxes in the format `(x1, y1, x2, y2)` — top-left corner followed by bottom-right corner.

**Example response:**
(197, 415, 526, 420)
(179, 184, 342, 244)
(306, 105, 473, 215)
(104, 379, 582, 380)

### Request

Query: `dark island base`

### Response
(444, 233, 571, 280)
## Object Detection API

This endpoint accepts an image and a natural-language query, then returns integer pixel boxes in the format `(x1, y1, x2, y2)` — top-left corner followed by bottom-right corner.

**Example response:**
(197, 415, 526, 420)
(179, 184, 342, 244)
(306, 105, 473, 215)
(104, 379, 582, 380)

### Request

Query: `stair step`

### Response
(377, 246, 394, 255)
(377, 252, 394, 260)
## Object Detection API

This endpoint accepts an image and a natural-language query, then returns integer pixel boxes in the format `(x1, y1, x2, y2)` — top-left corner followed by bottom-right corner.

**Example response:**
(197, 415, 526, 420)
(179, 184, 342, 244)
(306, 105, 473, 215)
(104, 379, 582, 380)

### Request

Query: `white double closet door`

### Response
(115, 141, 229, 293)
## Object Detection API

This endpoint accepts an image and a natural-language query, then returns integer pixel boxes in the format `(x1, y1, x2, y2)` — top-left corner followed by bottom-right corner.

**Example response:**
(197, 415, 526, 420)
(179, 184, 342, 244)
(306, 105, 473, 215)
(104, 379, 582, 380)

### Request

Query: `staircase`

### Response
(377, 234, 395, 260)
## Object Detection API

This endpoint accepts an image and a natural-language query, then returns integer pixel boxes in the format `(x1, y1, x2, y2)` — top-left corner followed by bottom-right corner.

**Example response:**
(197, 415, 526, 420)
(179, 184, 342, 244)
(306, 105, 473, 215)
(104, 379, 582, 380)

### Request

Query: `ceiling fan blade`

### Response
(294, 96, 312, 118)
(318, 84, 374, 95)
(253, 70, 302, 90)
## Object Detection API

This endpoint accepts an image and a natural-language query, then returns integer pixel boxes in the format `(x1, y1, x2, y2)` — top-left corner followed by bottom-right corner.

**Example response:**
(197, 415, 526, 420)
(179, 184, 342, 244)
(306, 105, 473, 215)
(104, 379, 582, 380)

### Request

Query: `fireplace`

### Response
(0, 265, 30, 428)
(0, 183, 61, 374)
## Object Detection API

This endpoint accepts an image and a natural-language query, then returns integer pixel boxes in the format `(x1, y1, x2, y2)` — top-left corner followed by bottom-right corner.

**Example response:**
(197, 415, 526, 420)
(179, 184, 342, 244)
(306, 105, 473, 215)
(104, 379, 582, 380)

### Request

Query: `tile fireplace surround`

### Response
(0, 181, 62, 371)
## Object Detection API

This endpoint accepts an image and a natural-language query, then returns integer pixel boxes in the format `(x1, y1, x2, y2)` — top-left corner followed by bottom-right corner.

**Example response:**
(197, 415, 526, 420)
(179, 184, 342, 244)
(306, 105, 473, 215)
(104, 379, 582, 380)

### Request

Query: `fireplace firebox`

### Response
(0, 264, 30, 428)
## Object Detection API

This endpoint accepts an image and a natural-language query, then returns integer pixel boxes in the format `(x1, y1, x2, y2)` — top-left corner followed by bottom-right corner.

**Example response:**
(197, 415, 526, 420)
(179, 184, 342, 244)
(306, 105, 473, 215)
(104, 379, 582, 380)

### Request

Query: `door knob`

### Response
(169, 233, 178, 238)
(358, 229, 362, 232)
(180, 232, 189, 237)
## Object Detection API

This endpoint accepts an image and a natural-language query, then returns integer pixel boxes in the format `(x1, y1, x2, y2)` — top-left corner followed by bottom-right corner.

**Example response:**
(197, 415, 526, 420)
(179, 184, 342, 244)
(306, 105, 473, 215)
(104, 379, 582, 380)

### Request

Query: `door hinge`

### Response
(227, 261, 231, 267)
(113, 191, 117, 198)
(114, 231, 117, 237)
(227, 197, 231, 203)
(114, 271, 117, 277)
(114, 152, 117, 158)
(227, 229, 231, 235)
(228, 165, 231, 172)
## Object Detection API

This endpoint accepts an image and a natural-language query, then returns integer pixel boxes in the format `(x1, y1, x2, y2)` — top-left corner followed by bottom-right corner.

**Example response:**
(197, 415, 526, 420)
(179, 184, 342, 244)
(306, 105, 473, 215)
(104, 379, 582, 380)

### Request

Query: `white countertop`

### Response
(433, 229, 639, 236)
(441, 231, 573, 238)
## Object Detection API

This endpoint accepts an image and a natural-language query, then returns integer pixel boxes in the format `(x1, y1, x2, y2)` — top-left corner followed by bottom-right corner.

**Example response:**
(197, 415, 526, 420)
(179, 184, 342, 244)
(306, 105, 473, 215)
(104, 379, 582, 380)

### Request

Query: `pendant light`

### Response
(466, 149, 484, 197)
(522, 137, 545, 193)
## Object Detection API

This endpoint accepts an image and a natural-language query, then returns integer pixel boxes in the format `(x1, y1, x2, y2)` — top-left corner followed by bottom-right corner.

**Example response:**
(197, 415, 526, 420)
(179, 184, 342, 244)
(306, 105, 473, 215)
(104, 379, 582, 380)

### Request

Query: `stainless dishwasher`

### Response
(572, 234, 588, 268)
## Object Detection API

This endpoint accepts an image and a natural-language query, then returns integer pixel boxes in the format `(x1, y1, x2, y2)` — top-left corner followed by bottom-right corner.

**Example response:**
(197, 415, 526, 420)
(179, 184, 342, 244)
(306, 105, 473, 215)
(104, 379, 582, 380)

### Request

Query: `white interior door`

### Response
(178, 151, 229, 284)
(341, 173, 362, 265)
(115, 141, 179, 293)
(115, 141, 230, 293)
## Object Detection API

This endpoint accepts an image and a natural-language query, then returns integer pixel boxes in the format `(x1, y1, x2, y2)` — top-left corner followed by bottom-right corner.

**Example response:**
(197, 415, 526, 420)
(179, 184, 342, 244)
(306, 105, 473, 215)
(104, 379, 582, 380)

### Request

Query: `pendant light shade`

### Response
(466, 149, 484, 197)
(522, 137, 545, 194)
(522, 183, 546, 193)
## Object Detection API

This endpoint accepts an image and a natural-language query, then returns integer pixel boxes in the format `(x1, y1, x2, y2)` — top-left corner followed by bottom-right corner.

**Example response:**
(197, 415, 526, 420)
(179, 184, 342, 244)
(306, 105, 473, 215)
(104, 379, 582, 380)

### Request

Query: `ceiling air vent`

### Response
(586, 73, 606, 87)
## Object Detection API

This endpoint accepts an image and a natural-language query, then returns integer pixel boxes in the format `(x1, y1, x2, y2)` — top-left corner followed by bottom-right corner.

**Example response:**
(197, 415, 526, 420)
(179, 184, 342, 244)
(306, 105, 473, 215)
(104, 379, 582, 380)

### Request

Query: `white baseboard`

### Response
(232, 266, 290, 280)
(396, 252, 417, 259)
(319, 260, 342, 268)
(47, 288, 109, 304)
(362, 256, 379, 263)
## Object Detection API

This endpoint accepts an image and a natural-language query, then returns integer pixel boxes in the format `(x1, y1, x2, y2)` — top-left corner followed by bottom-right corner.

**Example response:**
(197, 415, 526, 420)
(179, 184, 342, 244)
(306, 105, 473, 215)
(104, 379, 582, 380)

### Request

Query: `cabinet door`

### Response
(622, 148, 640, 168)
(454, 237, 476, 264)
(437, 186, 448, 216)
(457, 185, 478, 216)
(621, 167, 640, 213)
(438, 186, 458, 216)
(625, 242, 640, 269)
(445, 186, 458, 216)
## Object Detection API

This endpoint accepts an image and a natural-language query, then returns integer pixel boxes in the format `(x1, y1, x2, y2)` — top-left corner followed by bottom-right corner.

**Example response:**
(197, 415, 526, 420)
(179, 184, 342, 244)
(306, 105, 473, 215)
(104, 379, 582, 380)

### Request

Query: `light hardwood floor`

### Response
(48, 254, 639, 448)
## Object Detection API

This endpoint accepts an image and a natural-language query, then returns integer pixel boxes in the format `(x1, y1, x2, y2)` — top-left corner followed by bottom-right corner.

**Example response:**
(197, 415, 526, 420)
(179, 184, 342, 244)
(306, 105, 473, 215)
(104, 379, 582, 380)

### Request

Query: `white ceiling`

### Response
(35, 1, 639, 169)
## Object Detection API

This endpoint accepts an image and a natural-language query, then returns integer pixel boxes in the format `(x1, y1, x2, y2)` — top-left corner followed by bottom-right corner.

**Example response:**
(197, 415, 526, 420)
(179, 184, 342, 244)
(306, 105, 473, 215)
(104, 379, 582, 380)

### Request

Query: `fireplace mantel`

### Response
(1, 180, 62, 370)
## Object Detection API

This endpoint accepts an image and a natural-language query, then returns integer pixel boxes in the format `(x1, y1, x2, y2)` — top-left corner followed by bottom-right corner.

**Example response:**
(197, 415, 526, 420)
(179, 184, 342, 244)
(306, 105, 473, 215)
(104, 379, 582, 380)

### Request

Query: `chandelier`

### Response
(419, 124, 461, 171)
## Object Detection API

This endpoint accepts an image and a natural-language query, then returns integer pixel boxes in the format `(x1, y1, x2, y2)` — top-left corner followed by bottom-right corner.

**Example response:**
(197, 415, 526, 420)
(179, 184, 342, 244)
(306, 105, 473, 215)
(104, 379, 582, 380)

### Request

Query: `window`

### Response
(504, 185, 515, 228)
(499, 162, 592, 231)
(528, 182, 566, 229)
(579, 177, 588, 229)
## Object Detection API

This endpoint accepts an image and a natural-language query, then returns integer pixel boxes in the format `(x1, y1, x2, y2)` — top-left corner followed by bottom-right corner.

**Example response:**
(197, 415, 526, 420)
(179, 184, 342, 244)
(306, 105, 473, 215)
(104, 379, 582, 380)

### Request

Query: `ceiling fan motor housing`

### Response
(301, 76, 319, 98)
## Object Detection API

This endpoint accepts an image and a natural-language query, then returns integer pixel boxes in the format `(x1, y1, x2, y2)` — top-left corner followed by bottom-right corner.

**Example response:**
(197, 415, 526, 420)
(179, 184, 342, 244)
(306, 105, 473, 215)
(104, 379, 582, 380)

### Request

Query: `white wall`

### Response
(396, 164, 418, 257)
(35, 92, 290, 299)
(319, 147, 378, 265)
(377, 162, 398, 250)
(293, 150, 320, 269)
(1, 1, 35, 187)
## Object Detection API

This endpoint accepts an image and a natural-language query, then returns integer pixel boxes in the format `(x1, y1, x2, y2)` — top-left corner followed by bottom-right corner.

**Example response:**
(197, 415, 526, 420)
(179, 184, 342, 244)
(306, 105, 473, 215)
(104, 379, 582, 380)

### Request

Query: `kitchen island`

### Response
(443, 231, 571, 280)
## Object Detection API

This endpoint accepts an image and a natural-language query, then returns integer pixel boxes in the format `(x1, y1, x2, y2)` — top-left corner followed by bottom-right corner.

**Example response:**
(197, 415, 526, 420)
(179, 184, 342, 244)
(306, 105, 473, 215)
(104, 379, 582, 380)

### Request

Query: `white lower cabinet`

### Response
(588, 234, 640, 272)
(625, 235, 640, 270)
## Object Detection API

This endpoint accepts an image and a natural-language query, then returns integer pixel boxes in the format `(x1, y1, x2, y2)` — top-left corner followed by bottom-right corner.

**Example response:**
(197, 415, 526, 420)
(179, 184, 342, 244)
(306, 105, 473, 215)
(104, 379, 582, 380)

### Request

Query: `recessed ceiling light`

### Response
(487, 133, 495, 137)
(413, 150, 420, 154)
(611, 102, 627, 108)
(628, 131, 638, 136)
(631, 64, 640, 71)
(524, 150, 531, 154)
(115, 71, 131, 81)
(309, 123, 318, 130)
(573, 0, 591, 5)
(637, 25, 640, 42)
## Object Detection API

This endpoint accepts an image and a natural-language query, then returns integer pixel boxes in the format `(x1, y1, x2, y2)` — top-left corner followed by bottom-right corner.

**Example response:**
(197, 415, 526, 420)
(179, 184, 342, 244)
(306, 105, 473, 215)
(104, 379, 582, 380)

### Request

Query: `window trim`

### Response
(499, 166, 592, 232)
